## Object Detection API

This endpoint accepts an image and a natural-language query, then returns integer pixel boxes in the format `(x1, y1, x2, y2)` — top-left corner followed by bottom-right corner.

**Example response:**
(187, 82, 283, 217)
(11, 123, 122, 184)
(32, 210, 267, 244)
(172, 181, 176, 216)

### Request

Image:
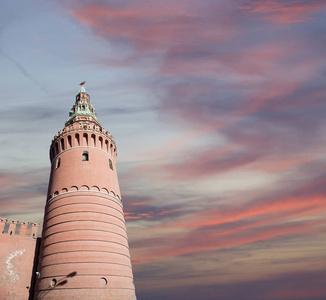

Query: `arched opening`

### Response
(109, 159, 113, 170)
(68, 135, 72, 148)
(99, 137, 103, 149)
(75, 133, 80, 146)
(91, 134, 96, 147)
(83, 133, 88, 146)
(61, 138, 65, 151)
(82, 151, 89, 161)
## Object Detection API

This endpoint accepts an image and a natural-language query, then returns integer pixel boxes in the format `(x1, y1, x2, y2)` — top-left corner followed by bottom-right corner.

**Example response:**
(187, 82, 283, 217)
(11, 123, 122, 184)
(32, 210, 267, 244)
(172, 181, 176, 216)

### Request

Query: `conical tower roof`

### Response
(65, 82, 100, 126)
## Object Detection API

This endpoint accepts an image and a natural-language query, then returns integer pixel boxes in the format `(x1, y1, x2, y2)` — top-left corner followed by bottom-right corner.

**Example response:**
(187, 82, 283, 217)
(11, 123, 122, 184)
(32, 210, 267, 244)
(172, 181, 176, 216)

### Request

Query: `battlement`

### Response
(0, 218, 42, 238)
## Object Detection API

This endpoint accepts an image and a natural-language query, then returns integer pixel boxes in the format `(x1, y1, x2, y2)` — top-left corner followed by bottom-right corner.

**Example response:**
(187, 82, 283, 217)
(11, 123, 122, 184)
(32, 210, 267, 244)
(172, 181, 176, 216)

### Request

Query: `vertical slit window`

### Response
(61, 138, 65, 151)
(68, 135, 72, 148)
(109, 159, 113, 170)
(82, 151, 89, 161)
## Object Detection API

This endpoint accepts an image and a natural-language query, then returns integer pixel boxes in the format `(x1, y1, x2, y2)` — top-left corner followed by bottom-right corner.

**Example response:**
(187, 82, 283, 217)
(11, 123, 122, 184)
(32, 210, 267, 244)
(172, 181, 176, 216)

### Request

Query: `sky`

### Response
(1, 0, 326, 299)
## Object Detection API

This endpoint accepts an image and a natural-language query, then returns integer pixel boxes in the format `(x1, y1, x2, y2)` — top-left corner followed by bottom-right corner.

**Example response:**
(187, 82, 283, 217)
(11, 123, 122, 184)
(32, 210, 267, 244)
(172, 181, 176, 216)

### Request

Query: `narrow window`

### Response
(56, 158, 61, 169)
(55, 142, 59, 155)
(82, 151, 89, 161)
(91, 134, 96, 147)
(75, 133, 80, 146)
(68, 135, 72, 148)
(61, 138, 65, 151)
(83, 133, 88, 146)
(109, 159, 113, 170)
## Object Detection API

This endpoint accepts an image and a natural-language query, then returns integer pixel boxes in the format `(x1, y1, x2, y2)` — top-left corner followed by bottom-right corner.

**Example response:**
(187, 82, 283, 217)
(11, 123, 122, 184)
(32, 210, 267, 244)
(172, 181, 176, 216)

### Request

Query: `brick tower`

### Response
(34, 83, 136, 299)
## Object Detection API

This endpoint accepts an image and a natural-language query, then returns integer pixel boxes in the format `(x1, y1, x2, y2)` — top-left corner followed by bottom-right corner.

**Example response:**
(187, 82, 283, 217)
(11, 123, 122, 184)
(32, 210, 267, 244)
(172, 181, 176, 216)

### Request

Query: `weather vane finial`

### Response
(80, 81, 86, 86)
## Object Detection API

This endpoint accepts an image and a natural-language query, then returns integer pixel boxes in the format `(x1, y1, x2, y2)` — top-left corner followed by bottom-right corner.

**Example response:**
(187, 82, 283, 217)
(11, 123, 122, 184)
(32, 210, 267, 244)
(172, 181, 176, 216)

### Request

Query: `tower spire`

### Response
(79, 81, 86, 93)
(65, 82, 99, 127)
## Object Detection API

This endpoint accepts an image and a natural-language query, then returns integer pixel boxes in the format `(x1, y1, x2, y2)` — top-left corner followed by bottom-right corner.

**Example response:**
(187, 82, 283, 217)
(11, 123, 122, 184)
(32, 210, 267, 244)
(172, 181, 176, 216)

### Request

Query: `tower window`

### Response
(56, 158, 61, 169)
(109, 159, 113, 170)
(75, 133, 80, 146)
(68, 135, 72, 148)
(82, 151, 89, 161)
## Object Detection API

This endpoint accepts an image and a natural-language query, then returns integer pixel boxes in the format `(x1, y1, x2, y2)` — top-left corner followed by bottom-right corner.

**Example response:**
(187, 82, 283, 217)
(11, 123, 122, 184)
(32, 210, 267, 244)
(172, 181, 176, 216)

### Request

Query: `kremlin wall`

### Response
(0, 84, 136, 300)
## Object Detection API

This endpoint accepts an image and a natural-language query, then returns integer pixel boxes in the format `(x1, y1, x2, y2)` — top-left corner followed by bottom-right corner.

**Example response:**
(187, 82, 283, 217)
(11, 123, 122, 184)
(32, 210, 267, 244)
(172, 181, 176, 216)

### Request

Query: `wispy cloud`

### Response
(239, 0, 326, 24)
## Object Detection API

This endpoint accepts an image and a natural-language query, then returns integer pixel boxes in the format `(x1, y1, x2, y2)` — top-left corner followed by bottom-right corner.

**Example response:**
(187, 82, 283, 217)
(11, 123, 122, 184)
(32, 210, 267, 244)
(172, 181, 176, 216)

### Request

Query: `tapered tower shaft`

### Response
(34, 85, 136, 299)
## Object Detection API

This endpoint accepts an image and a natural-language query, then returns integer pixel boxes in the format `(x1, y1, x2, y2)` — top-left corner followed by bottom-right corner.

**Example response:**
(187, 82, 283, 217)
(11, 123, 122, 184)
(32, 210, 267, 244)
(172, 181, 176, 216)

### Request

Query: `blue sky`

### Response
(1, 1, 326, 299)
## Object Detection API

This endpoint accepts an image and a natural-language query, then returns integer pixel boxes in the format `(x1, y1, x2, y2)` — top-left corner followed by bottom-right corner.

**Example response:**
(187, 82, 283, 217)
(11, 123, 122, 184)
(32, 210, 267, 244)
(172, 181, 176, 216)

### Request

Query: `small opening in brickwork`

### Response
(10, 231, 12, 235)
(100, 277, 107, 286)
(61, 138, 65, 151)
(83, 133, 88, 145)
(91, 134, 96, 147)
(56, 158, 61, 169)
(75, 133, 80, 146)
(50, 279, 57, 287)
(82, 151, 89, 161)
(109, 159, 113, 170)
(68, 135, 72, 148)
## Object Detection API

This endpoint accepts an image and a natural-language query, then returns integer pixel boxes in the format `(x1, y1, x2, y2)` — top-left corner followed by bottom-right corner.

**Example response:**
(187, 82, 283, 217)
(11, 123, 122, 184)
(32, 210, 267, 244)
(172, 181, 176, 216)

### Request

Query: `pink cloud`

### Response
(267, 285, 326, 299)
(127, 173, 326, 264)
(131, 218, 325, 264)
(0, 173, 23, 190)
(239, 0, 326, 23)
(73, 1, 200, 52)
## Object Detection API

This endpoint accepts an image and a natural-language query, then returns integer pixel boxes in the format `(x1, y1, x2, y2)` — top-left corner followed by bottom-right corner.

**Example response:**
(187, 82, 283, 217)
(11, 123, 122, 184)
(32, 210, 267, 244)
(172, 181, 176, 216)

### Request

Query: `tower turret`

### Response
(34, 84, 136, 299)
